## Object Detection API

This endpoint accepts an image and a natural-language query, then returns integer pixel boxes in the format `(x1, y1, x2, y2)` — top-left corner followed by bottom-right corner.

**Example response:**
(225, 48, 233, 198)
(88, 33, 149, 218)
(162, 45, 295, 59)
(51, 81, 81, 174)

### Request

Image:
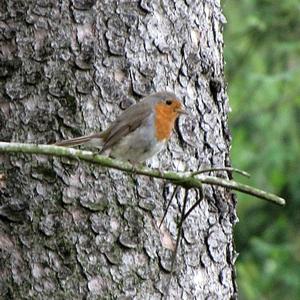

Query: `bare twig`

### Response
(191, 167, 250, 178)
(0, 142, 286, 206)
(165, 188, 189, 295)
(159, 186, 179, 229)
(183, 188, 204, 222)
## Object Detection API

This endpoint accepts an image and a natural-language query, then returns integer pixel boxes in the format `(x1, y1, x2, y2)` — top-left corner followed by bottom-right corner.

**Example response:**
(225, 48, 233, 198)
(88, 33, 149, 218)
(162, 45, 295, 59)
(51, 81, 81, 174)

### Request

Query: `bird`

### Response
(54, 91, 186, 164)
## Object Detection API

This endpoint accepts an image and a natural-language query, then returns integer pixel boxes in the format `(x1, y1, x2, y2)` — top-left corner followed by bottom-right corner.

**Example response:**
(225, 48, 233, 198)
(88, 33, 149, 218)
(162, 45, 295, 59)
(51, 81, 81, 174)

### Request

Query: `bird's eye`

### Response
(166, 100, 172, 105)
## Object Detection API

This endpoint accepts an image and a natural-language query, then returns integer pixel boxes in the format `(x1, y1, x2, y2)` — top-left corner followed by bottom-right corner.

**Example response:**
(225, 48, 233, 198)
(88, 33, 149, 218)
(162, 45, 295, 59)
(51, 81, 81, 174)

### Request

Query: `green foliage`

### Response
(223, 0, 300, 299)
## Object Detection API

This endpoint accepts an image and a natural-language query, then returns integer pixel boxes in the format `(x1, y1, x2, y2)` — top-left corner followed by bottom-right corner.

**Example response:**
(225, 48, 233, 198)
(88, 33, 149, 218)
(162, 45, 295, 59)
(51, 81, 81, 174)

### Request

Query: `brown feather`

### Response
(54, 133, 103, 147)
(100, 102, 152, 151)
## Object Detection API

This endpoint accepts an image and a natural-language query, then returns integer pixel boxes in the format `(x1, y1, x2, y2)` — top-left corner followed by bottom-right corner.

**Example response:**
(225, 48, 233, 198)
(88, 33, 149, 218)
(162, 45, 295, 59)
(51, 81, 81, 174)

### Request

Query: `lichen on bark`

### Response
(0, 0, 237, 298)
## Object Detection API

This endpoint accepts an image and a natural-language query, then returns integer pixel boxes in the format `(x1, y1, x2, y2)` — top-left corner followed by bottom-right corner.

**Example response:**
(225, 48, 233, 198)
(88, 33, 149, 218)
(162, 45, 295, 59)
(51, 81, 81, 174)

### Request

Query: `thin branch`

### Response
(165, 188, 189, 294)
(191, 167, 250, 178)
(159, 186, 179, 229)
(183, 188, 204, 222)
(0, 142, 286, 206)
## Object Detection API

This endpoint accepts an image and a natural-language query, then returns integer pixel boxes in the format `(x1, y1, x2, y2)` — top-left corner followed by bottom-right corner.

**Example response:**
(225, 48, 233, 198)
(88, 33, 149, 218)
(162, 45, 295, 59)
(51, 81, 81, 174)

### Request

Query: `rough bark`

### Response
(0, 0, 237, 299)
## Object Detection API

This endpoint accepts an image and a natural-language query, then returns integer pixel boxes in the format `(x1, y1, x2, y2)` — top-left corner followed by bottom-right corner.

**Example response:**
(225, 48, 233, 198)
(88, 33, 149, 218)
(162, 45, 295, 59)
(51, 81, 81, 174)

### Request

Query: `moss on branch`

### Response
(0, 142, 286, 206)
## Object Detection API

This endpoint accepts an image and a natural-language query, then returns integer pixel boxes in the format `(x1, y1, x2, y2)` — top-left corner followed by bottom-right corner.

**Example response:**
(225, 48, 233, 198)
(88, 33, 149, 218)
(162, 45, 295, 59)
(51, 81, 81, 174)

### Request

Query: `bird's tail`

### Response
(54, 133, 103, 148)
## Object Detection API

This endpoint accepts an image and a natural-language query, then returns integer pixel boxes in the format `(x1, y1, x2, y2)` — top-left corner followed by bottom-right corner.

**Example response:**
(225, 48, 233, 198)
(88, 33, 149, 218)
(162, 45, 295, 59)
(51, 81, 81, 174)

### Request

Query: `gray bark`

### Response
(0, 0, 237, 299)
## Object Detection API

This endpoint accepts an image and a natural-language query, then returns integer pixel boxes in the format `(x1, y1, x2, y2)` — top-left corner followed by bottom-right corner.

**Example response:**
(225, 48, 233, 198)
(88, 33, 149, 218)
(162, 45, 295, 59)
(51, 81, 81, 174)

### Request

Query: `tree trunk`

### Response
(0, 0, 237, 299)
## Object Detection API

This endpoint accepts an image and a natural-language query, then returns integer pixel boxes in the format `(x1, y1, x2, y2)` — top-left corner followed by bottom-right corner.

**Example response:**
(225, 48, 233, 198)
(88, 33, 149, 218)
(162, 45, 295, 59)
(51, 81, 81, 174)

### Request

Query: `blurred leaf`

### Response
(224, 0, 300, 299)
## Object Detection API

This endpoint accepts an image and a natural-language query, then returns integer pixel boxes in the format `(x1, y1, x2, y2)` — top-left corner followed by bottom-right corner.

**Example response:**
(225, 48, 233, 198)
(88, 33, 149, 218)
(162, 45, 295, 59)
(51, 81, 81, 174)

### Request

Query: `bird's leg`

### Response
(128, 160, 144, 185)
(156, 166, 165, 178)
(128, 160, 139, 176)
(92, 149, 102, 160)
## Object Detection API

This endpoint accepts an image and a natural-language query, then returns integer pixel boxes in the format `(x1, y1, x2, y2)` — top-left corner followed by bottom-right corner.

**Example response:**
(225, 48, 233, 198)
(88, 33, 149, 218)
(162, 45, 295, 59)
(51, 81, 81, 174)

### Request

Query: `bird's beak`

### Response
(176, 108, 188, 115)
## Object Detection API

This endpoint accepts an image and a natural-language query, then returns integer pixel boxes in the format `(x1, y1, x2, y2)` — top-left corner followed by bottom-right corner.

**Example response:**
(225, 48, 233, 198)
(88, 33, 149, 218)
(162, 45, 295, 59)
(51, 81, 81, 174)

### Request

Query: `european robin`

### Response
(55, 91, 186, 163)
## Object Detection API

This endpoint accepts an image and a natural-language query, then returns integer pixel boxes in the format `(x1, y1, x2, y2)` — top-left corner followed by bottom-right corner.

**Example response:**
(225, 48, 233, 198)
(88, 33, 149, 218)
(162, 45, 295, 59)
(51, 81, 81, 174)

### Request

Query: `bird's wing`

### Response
(100, 101, 153, 152)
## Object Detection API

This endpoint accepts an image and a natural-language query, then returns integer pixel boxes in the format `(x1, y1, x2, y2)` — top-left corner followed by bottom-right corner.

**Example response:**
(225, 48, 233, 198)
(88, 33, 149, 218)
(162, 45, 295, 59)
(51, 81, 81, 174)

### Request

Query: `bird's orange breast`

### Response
(154, 102, 179, 141)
